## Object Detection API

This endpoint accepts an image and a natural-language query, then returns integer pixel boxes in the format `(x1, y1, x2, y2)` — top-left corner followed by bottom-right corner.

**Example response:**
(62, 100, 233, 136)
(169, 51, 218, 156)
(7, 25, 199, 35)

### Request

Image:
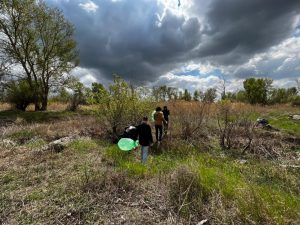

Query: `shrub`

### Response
(5, 80, 35, 111)
(8, 129, 38, 144)
(216, 100, 236, 150)
(291, 96, 300, 106)
(171, 101, 210, 141)
(90, 76, 153, 140)
(68, 81, 88, 111)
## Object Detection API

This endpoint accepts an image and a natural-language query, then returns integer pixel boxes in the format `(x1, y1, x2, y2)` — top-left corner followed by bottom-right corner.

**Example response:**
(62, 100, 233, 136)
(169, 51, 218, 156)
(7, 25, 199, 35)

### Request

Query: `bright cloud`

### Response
(79, 1, 99, 13)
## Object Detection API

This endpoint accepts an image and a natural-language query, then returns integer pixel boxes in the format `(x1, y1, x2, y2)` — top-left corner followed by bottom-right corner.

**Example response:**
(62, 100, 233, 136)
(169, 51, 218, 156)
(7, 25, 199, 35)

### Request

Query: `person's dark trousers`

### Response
(155, 125, 163, 141)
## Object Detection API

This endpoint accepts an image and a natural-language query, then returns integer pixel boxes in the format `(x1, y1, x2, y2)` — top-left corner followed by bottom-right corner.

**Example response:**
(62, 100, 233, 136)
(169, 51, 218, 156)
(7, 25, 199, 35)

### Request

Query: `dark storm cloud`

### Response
(46, 0, 201, 83)
(194, 0, 300, 65)
(45, 0, 300, 83)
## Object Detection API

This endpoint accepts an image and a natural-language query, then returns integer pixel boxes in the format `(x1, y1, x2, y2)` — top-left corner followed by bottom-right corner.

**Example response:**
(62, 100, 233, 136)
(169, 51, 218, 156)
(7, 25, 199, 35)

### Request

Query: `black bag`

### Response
(122, 126, 138, 141)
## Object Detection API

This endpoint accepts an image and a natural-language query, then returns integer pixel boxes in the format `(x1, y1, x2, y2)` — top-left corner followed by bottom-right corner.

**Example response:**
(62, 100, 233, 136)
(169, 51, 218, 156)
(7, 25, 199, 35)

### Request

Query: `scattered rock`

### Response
(42, 135, 79, 153)
(289, 115, 300, 120)
(0, 118, 14, 127)
(0, 139, 17, 148)
(237, 159, 247, 164)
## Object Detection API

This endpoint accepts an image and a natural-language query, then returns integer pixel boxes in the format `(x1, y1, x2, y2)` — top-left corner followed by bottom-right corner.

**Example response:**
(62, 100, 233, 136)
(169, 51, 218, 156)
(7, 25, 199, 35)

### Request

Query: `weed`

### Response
(169, 166, 209, 218)
(8, 129, 38, 144)
(68, 138, 99, 154)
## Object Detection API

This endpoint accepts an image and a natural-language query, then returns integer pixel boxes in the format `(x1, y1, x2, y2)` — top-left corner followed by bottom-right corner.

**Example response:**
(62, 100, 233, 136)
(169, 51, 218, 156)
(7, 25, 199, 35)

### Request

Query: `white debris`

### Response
(197, 219, 208, 225)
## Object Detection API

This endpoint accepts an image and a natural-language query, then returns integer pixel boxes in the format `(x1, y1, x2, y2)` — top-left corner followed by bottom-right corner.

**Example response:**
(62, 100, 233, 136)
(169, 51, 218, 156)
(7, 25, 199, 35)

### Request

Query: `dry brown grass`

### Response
(0, 103, 11, 111)
(1, 102, 299, 224)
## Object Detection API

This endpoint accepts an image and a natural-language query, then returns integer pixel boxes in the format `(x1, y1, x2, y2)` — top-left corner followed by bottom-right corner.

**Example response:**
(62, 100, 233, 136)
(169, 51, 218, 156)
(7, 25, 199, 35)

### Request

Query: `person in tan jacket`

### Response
(154, 106, 167, 142)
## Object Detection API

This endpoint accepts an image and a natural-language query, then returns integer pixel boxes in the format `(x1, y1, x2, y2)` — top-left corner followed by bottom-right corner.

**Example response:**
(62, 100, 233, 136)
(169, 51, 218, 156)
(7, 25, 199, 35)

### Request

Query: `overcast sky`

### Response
(46, 0, 300, 93)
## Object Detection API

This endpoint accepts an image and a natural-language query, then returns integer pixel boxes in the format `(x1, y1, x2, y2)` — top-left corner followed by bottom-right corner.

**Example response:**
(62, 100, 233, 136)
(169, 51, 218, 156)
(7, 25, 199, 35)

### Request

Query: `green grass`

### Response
(25, 138, 46, 149)
(245, 109, 300, 135)
(103, 145, 180, 177)
(191, 156, 300, 224)
(267, 113, 300, 135)
(68, 139, 100, 154)
(103, 144, 300, 224)
(8, 129, 38, 143)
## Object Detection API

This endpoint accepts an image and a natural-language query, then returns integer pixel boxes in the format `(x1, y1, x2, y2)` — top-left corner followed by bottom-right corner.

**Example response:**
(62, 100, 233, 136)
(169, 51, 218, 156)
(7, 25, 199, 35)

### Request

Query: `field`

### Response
(0, 102, 300, 225)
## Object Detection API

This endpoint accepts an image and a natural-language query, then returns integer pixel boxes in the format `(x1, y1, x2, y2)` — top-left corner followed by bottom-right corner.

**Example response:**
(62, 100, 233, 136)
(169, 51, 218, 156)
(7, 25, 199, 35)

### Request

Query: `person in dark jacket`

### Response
(162, 106, 170, 134)
(137, 116, 153, 163)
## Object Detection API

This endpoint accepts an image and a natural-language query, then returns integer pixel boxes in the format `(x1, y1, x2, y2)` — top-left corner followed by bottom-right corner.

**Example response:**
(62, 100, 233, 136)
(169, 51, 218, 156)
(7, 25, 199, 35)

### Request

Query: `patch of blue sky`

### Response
(175, 69, 200, 76)
(294, 25, 300, 37)
(175, 68, 223, 77)
(294, 31, 300, 37)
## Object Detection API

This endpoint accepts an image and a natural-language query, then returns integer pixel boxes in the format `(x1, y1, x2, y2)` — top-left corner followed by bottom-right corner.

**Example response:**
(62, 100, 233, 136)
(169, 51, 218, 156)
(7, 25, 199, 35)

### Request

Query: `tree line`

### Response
(149, 78, 299, 105)
(1, 74, 300, 111)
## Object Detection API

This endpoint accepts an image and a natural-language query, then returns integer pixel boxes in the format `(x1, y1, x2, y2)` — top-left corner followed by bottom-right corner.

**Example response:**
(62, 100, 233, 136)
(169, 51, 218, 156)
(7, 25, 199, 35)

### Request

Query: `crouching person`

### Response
(137, 116, 153, 163)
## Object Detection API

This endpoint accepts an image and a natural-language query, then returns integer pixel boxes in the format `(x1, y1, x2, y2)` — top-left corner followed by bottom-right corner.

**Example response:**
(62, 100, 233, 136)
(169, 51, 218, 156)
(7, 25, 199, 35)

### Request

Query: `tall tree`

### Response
(243, 78, 272, 105)
(269, 87, 298, 104)
(219, 75, 227, 100)
(88, 82, 107, 104)
(0, 0, 79, 111)
(203, 88, 217, 103)
(167, 87, 178, 101)
(193, 90, 200, 101)
(182, 89, 192, 101)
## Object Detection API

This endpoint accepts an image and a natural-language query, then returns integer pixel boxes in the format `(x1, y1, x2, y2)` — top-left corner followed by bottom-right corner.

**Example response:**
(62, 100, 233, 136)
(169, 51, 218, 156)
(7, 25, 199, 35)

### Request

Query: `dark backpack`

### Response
(122, 126, 138, 141)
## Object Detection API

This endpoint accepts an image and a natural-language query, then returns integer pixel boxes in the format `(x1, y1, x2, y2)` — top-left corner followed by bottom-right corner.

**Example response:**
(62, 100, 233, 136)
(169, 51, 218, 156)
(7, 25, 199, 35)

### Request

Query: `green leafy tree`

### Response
(193, 90, 200, 101)
(57, 87, 71, 103)
(91, 76, 152, 138)
(182, 89, 192, 101)
(88, 82, 107, 104)
(269, 87, 298, 104)
(235, 90, 247, 102)
(0, 0, 79, 111)
(152, 85, 169, 101)
(51, 87, 71, 103)
(203, 88, 217, 103)
(167, 87, 178, 101)
(223, 92, 237, 102)
(243, 78, 272, 105)
(67, 79, 89, 111)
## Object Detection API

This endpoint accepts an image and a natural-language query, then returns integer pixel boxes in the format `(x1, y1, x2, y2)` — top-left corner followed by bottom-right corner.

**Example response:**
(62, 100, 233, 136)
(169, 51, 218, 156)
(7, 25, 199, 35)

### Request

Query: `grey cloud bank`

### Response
(46, 0, 300, 88)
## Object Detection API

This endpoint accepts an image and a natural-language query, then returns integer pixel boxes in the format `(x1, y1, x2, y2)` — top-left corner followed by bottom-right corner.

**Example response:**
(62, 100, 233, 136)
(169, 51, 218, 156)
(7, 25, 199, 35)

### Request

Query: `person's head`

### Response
(156, 106, 162, 112)
(163, 106, 168, 110)
(142, 116, 148, 122)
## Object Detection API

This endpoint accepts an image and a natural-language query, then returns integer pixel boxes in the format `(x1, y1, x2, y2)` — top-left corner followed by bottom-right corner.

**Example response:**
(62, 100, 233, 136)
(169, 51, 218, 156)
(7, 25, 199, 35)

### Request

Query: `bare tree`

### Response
(0, 0, 79, 110)
(217, 102, 235, 150)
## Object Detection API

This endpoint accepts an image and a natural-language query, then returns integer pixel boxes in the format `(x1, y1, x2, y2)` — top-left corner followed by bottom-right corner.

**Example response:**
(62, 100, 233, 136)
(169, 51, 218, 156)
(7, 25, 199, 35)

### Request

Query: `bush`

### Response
(291, 96, 300, 106)
(68, 81, 88, 111)
(5, 80, 35, 111)
(91, 76, 153, 140)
